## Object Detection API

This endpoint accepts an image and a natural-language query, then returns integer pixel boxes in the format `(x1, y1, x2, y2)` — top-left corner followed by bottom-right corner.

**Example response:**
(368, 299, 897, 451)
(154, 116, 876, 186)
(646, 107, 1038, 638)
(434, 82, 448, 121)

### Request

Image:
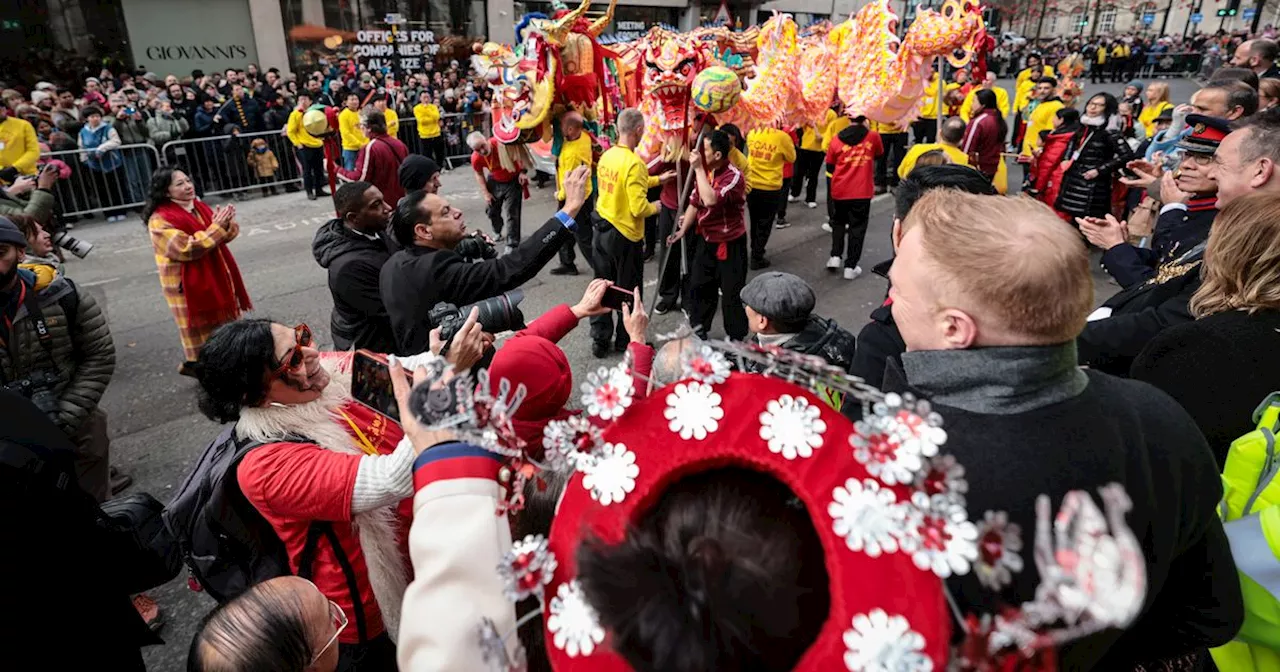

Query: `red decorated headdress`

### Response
(406, 342, 1147, 671)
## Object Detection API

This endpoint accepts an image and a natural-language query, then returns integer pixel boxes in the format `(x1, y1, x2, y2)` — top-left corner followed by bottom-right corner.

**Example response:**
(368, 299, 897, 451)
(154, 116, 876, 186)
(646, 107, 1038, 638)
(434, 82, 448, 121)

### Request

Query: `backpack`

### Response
(1210, 392, 1280, 672)
(162, 425, 302, 603)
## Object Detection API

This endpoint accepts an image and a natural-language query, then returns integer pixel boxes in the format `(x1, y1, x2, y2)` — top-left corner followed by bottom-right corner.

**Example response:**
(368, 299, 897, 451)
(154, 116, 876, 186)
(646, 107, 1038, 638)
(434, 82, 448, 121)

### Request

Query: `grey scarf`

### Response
(901, 342, 1089, 415)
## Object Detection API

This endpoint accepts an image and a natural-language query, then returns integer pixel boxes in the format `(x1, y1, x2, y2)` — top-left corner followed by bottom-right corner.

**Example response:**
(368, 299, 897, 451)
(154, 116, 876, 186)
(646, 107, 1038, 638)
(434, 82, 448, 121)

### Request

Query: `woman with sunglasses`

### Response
(192, 313, 488, 671)
(188, 576, 347, 671)
(144, 166, 253, 377)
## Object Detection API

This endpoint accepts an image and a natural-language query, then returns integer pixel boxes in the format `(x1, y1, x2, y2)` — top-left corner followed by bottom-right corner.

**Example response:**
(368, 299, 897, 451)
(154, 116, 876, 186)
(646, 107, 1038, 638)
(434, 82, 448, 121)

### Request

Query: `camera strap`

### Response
(19, 282, 61, 376)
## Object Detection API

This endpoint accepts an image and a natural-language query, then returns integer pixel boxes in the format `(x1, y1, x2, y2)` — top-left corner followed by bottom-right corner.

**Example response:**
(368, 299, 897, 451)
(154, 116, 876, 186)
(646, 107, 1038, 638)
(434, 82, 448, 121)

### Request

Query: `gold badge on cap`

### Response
(1194, 123, 1206, 134)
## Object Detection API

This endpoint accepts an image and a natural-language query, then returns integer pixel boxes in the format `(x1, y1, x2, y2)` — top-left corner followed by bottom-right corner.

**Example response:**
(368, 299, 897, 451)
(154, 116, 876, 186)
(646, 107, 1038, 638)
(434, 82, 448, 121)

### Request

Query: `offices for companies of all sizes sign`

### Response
(120, 0, 259, 76)
(355, 13, 440, 76)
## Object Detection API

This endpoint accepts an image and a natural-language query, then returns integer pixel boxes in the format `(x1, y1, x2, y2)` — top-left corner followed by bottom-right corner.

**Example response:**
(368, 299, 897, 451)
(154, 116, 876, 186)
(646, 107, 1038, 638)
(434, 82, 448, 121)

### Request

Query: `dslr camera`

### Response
(53, 231, 93, 259)
(428, 289, 526, 349)
(6, 369, 61, 416)
(454, 232, 497, 261)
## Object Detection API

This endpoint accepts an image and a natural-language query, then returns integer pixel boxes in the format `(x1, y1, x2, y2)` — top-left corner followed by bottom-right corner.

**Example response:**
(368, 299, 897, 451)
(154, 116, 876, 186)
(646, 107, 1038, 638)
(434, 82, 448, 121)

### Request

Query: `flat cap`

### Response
(739, 271, 815, 324)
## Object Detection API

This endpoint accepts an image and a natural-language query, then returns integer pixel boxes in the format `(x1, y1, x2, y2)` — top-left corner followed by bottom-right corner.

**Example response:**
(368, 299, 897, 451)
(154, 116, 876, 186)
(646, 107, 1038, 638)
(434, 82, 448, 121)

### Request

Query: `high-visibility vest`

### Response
(1212, 393, 1280, 672)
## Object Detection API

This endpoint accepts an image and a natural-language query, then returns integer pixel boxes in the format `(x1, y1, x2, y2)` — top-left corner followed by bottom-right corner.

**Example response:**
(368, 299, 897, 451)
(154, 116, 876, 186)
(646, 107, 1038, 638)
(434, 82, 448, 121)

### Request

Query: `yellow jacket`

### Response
(1014, 78, 1038, 113)
(595, 145, 658, 242)
(919, 73, 940, 119)
(897, 142, 969, 180)
(0, 117, 40, 175)
(384, 108, 400, 137)
(414, 103, 441, 139)
(746, 128, 797, 191)
(1015, 65, 1055, 92)
(960, 86, 1011, 121)
(1138, 101, 1173, 138)
(869, 119, 908, 135)
(339, 108, 369, 151)
(286, 109, 323, 148)
(801, 109, 837, 152)
(1022, 99, 1064, 155)
(1096, 47, 1108, 64)
(824, 116, 853, 152)
(556, 133, 593, 201)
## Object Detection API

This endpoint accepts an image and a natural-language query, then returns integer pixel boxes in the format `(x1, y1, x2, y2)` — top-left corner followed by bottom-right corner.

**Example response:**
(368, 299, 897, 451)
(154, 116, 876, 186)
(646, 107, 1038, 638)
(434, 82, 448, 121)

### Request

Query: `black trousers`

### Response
(590, 221, 644, 346)
(557, 193, 597, 271)
(643, 185, 662, 257)
(777, 177, 792, 222)
(297, 146, 326, 195)
(790, 149, 824, 203)
(423, 136, 446, 167)
(337, 632, 397, 671)
(747, 188, 783, 262)
(831, 198, 872, 268)
(875, 133, 909, 188)
(689, 234, 749, 341)
(912, 119, 937, 145)
(487, 178, 523, 246)
(1090, 62, 1105, 83)
(1110, 59, 1127, 82)
(656, 205, 692, 305)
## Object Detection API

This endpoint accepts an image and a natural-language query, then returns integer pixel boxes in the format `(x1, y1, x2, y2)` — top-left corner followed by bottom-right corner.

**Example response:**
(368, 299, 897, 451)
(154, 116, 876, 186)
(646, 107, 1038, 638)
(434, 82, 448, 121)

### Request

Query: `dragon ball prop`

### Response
(303, 105, 337, 138)
(690, 66, 742, 114)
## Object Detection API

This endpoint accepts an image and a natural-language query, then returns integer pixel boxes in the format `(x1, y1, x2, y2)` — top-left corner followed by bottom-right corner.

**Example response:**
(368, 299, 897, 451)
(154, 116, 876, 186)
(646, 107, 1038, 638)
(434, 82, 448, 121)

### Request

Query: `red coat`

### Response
(962, 110, 1003, 178)
(338, 133, 410, 206)
(1031, 128, 1074, 218)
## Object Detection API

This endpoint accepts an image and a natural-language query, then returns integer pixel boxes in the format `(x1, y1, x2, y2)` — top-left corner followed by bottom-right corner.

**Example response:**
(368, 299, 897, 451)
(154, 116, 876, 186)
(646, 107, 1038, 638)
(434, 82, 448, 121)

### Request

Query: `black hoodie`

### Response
(312, 218, 397, 353)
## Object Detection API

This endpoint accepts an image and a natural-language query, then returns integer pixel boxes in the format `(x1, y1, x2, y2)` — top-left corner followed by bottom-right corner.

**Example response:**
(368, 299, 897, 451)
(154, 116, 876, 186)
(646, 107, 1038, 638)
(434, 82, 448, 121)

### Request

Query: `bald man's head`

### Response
(562, 111, 585, 140)
(940, 117, 966, 145)
(189, 576, 335, 672)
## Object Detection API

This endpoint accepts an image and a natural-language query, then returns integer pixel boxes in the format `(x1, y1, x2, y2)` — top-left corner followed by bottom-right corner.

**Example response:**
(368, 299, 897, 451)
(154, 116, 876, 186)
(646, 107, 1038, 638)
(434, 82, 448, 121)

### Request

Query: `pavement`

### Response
(50, 76, 1198, 671)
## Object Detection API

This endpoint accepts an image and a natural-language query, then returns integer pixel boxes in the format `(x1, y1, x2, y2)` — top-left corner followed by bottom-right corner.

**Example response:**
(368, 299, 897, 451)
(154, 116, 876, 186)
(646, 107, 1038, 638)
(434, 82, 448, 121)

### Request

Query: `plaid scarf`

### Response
(155, 201, 252, 328)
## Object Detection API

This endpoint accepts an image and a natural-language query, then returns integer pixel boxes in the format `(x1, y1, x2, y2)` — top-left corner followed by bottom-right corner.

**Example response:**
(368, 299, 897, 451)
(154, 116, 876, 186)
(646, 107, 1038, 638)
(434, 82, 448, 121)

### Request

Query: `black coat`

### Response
(1101, 203, 1214, 289)
(850, 301, 904, 391)
(1077, 244, 1204, 376)
(1054, 124, 1133, 219)
(312, 219, 397, 353)
(753, 315, 857, 373)
(0, 389, 160, 670)
(1132, 309, 1280, 465)
(379, 215, 572, 355)
(881, 361, 1242, 669)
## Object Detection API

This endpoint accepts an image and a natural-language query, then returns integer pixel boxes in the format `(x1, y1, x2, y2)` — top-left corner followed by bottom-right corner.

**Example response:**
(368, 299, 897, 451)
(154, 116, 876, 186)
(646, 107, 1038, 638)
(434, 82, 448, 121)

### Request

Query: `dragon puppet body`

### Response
(476, 0, 989, 166)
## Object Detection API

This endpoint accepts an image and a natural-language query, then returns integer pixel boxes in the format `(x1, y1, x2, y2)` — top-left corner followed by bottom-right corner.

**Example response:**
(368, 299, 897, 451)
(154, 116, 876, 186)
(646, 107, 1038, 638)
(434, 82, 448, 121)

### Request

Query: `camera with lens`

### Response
(53, 231, 94, 259)
(454, 232, 497, 261)
(428, 289, 526, 351)
(5, 369, 61, 416)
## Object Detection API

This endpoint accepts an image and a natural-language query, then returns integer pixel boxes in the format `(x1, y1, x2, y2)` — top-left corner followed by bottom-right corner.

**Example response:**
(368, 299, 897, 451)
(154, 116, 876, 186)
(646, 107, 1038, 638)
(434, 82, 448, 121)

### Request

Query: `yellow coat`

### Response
(918, 73, 940, 119)
(339, 108, 369, 151)
(1014, 65, 1055, 99)
(1021, 99, 1064, 156)
(897, 142, 969, 180)
(384, 108, 400, 137)
(286, 109, 323, 148)
(414, 103, 441, 139)
(0, 117, 39, 175)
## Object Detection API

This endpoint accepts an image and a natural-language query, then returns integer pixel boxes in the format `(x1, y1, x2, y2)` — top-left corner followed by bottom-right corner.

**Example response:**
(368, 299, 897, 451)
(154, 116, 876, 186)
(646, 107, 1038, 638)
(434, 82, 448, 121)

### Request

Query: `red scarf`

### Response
(155, 201, 252, 328)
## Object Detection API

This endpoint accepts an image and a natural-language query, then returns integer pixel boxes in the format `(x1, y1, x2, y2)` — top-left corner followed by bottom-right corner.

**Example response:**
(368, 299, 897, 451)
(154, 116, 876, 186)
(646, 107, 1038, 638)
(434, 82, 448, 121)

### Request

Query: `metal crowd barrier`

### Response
(39, 143, 161, 219)
(40, 113, 506, 220)
(1083, 51, 1205, 81)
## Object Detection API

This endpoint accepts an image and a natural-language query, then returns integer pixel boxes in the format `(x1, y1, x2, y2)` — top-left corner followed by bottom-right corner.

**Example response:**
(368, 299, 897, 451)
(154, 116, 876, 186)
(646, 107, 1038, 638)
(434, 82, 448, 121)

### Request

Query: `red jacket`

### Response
(338, 132, 410, 206)
(962, 109, 1003, 177)
(1031, 128, 1075, 219)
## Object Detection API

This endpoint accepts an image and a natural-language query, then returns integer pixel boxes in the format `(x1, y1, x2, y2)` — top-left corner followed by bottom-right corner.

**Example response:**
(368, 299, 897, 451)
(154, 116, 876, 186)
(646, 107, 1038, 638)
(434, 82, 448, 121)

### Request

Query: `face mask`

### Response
(255, 146, 267, 153)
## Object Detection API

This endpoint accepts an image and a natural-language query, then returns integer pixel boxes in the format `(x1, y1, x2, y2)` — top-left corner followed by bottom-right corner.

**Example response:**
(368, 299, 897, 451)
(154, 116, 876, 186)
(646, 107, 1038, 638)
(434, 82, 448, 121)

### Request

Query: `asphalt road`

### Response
(51, 76, 1199, 670)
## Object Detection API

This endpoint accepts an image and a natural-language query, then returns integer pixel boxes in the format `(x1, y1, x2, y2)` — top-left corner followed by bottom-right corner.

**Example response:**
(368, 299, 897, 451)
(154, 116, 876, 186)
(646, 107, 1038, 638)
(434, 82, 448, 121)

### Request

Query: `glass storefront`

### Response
(280, 0, 487, 74)
(1, 0, 133, 89)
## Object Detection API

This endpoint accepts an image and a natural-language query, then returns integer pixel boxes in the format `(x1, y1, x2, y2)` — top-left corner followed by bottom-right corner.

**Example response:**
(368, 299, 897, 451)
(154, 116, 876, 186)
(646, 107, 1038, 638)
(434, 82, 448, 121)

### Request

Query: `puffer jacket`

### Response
(783, 314, 858, 372)
(0, 187, 55, 224)
(0, 271, 115, 433)
(1054, 123, 1133, 219)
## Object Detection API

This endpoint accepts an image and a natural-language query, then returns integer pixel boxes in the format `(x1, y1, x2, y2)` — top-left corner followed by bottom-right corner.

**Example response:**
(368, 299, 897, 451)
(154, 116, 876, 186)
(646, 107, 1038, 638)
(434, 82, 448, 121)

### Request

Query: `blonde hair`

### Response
(1260, 78, 1280, 108)
(1146, 81, 1171, 105)
(1191, 192, 1280, 317)
(902, 191, 1093, 343)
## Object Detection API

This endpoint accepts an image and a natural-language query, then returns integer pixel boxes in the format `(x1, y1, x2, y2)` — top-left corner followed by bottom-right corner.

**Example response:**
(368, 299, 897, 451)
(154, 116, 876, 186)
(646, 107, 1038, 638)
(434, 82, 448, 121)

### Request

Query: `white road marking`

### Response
(80, 277, 120, 287)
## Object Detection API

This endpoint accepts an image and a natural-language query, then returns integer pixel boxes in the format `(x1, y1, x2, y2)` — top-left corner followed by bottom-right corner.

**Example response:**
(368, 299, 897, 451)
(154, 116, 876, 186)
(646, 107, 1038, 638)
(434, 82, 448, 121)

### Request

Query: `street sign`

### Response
(1190, 12, 1202, 22)
(1142, 11, 1155, 24)
(1244, 7, 1256, 19)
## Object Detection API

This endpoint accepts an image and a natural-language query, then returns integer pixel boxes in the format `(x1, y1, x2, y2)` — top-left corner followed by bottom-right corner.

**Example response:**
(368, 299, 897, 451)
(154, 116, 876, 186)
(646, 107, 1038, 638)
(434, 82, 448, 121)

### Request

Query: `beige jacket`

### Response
(398, 444, 516, 670)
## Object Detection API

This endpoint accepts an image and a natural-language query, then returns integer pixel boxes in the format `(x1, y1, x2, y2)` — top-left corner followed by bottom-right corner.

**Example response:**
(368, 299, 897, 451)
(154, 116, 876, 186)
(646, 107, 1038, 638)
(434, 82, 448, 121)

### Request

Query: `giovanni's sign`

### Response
(121, 0, 259, 76)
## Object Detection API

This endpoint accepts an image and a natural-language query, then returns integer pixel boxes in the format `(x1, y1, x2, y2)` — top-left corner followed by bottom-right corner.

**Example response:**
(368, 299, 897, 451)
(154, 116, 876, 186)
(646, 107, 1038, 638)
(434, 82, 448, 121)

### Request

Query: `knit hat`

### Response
(739, 271, 816, 324)
(1126, 79, 1143, 90)
(398, 154, 441, 193)
(0, 216, 28, 247)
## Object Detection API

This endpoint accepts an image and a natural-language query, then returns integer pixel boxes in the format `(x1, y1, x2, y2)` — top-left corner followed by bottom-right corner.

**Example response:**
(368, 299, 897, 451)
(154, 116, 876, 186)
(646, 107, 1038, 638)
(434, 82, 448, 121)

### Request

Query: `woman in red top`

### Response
(823, 117, 883, 281)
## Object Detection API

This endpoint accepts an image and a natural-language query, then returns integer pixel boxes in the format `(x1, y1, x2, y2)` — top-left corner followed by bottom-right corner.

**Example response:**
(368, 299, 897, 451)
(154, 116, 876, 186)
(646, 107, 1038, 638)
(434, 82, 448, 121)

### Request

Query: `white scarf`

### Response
(234, 363, 409, 641)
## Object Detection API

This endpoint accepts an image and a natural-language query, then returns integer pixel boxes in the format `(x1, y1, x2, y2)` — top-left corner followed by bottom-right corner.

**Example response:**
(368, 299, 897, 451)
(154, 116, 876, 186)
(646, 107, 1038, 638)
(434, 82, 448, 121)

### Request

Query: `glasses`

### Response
(273, 324, 312, 378)
(1185, 153, 1215, 166)
(310, 599, 348, 665)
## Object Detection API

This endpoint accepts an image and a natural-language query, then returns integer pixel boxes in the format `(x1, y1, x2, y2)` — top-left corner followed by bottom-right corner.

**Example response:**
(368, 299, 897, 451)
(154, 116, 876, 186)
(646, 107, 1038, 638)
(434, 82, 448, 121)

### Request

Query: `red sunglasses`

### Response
(273, 324, 313, 377)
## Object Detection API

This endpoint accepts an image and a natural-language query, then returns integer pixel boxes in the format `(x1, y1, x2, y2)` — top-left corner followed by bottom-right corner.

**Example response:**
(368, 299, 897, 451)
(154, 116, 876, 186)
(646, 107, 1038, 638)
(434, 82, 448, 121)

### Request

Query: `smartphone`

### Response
(350, 349, 409, 421)
(601, 285, 635, 311)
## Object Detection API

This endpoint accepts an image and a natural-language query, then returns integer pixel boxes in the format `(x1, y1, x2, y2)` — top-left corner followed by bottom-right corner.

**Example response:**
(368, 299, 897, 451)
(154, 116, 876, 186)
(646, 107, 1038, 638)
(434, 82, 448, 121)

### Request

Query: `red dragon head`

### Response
(641, 32, 706, 133)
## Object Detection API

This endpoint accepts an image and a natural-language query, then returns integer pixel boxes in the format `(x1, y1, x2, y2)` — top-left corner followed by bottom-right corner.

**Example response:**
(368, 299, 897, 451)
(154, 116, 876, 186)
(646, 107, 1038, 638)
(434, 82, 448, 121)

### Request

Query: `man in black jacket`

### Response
(886, 190, 1241, 669)
(740, 271, 856, 373)
(380, 165, 591, 355)
(312, 181, 397, 353)
(1077, 116, 1229, 375)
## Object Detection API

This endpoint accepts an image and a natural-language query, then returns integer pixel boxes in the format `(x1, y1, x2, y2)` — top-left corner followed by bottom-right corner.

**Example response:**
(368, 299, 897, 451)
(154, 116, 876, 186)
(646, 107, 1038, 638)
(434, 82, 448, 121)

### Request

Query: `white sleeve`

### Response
(351, 437, 415, 514)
